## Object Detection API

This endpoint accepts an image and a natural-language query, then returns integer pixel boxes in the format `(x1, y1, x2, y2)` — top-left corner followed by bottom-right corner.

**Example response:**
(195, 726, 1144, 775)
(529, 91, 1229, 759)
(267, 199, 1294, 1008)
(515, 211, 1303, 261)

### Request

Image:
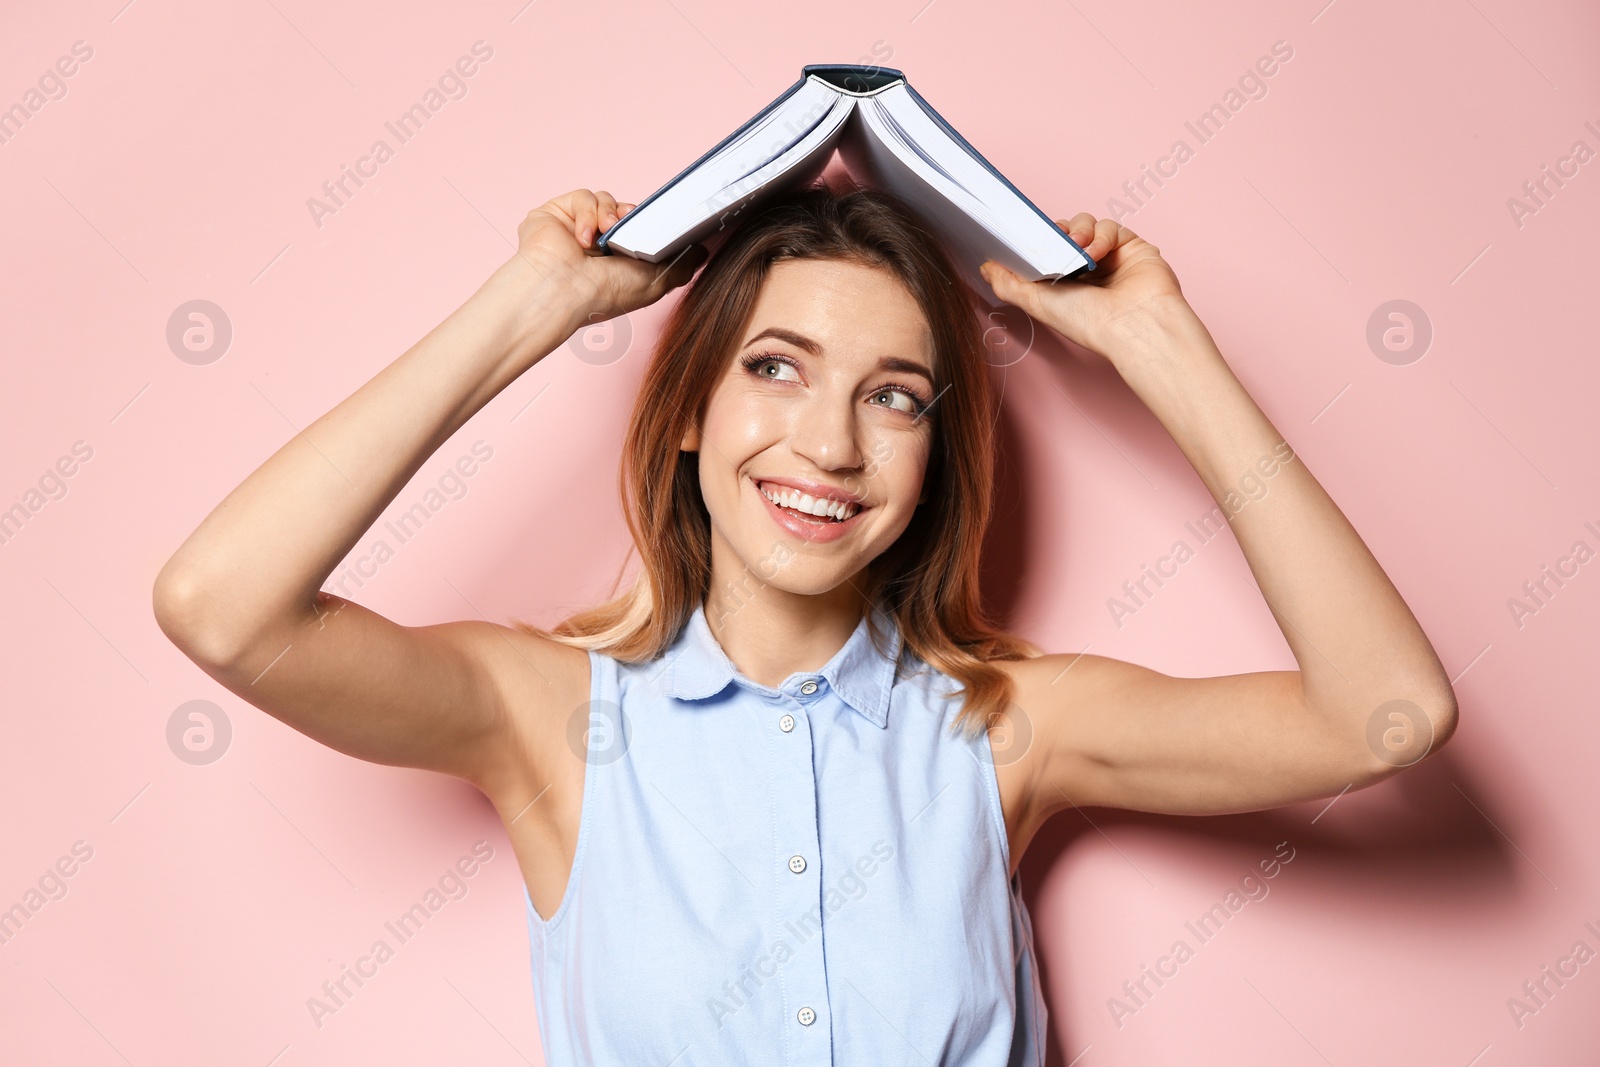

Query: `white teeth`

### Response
(759, 482, 859, 521)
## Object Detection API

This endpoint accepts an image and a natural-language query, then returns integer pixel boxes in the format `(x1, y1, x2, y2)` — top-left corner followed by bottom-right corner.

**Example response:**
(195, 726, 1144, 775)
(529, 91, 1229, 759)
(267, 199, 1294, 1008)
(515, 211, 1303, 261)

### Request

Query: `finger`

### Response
(1086, 217, 1121, 261)
(1057, 212, 1099, 252)
(978, 260, 1041, 318)
(568, 189, 600, 247)
(594, 189, 619, 233)
(548, 188, 594, 223)
(521, 193, 583, 249)
(1116, 222, 1152, 255)
(1088, 224, 1154, 275)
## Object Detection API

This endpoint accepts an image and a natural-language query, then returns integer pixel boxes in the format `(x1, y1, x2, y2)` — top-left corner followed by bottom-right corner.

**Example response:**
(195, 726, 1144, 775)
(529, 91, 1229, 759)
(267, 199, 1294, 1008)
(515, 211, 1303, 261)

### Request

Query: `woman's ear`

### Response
(680, 422, 700, 452)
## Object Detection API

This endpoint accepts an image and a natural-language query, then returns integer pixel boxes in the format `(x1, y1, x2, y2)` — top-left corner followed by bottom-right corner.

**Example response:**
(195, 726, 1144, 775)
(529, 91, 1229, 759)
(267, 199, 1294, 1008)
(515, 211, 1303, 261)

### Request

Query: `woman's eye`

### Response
(871, 388, 922, 416)
(752, 358, 800, 382)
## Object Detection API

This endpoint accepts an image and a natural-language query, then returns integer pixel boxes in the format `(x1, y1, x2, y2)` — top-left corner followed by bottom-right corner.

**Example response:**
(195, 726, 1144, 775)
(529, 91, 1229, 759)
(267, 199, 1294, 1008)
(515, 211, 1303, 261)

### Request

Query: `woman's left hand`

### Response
(979, 214, 1189, 359)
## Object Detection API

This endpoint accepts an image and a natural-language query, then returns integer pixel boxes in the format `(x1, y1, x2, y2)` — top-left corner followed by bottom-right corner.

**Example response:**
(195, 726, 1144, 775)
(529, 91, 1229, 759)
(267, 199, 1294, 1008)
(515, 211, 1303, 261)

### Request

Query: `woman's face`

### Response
(681, 257, 938, 600)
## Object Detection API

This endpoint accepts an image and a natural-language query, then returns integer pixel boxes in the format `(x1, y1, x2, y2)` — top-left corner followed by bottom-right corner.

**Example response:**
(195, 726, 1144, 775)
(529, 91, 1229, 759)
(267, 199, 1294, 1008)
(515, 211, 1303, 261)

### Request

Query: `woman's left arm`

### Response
(980, 217, 1458, 816)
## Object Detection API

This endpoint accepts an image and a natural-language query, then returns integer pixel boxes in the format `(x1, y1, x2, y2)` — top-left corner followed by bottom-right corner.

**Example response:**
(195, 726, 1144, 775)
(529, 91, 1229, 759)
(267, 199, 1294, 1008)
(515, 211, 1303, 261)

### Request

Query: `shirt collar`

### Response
(657, 601, 903, 729)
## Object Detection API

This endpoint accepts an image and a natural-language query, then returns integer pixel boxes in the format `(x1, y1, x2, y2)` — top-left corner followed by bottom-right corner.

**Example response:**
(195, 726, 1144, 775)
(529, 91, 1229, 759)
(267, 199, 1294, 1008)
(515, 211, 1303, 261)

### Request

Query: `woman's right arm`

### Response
(151, 189, 704, 798)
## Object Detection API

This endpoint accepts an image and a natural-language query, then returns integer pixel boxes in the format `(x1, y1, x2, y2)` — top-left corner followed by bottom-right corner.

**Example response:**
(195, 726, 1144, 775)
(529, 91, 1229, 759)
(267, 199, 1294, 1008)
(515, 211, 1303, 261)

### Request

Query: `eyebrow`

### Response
(742, 326, 934, 383)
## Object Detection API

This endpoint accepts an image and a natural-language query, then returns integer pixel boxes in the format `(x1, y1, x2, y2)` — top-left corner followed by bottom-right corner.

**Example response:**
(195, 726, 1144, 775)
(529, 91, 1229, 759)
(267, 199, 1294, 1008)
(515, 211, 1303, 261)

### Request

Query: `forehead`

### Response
(741, 258, 933, 358)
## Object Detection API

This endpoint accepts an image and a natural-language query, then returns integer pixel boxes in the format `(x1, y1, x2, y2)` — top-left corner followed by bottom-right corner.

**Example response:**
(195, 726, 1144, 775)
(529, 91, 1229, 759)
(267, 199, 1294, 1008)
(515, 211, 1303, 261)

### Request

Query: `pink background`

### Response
(2, 0, 1597, 1063)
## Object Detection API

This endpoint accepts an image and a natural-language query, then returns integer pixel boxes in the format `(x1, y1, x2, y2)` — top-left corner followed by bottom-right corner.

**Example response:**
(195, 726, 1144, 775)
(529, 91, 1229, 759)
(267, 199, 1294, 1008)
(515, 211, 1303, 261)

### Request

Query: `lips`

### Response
(756, 480, 861, 522)
(751, 476, 870, 544)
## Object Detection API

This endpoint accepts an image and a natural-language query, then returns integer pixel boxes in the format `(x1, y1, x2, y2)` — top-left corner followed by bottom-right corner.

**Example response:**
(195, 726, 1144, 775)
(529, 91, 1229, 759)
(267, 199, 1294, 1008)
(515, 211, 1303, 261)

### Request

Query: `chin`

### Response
(731, 550, 861, 598)
(704, 499, 906, 600)
(773, 572, 862, 599)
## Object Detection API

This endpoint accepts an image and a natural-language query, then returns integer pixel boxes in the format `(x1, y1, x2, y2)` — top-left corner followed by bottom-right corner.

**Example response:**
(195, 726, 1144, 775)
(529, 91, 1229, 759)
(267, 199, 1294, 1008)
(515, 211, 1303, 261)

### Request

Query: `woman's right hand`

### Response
(513, 188, 710, 332)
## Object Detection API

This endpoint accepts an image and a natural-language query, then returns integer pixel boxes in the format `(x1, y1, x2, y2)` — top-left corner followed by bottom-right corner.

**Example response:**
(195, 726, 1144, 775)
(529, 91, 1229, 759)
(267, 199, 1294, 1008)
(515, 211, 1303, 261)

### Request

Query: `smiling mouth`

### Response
(754, 479, 864, 523)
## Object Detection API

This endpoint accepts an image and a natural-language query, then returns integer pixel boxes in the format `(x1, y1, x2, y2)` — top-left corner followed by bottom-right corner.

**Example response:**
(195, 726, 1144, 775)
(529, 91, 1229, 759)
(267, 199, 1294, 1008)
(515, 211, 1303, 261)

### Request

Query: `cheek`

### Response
(700, 387, 786, 457)
(695, 392, 778, 521)
(860, 432, 931, 501)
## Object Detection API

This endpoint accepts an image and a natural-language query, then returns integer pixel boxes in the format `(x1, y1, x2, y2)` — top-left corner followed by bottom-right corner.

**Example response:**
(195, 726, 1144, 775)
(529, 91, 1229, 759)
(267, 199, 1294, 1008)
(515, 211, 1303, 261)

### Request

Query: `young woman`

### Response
(153, 182, 1458, 1064)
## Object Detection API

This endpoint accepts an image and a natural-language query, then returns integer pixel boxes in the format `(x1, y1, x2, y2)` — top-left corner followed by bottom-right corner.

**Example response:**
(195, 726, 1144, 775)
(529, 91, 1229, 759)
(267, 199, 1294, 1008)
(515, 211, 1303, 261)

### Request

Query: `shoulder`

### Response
(990, 646, 1152, 703)
(988, 645, 1163, 768)
(888, 633, 1135, 714)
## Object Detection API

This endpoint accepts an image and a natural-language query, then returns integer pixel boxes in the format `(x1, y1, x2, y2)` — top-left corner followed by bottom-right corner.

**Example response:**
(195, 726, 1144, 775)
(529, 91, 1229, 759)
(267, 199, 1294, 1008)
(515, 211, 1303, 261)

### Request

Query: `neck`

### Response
(702, 547, 871, 689)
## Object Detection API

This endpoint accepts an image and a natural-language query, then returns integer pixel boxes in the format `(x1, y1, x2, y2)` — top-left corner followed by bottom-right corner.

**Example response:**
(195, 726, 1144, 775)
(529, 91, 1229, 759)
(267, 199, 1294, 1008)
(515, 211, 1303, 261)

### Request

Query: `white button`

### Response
(797, 1006, 816, 1026)
(800, 680, 818, 695)
(788, 854, 806, 874)
(779, 714, 795, 732)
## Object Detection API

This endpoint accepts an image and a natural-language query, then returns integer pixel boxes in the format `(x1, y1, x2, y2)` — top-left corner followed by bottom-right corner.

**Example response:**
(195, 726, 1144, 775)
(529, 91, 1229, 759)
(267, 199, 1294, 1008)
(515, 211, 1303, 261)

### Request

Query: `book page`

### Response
(854, 87, 1089, 283)
(605, 85, 855, 261)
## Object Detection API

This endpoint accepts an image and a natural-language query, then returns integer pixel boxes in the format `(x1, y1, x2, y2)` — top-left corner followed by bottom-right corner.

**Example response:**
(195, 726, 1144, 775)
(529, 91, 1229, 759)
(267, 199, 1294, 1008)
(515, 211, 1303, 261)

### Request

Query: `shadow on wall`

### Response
(977, 327, 1519, 1067)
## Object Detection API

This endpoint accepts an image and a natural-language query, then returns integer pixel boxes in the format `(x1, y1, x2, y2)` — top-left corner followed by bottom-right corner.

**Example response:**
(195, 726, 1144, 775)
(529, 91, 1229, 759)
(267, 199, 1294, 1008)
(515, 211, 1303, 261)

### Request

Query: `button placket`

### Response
(768, 689, 829, 1059)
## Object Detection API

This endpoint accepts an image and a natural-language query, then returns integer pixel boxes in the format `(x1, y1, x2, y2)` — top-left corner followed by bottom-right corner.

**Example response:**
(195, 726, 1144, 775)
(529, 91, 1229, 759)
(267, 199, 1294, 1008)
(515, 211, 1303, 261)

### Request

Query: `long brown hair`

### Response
(515, 176, 1039, 738)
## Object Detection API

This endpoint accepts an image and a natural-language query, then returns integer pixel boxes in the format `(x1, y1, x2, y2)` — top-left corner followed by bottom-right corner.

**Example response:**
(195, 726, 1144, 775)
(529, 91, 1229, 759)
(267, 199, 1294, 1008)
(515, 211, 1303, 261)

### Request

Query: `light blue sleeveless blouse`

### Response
(522, 601, 1048, 1065)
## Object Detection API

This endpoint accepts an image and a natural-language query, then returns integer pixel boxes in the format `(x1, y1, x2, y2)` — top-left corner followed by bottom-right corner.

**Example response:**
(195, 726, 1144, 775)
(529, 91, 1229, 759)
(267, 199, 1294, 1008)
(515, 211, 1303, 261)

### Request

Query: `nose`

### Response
(789, 388, 864, 473)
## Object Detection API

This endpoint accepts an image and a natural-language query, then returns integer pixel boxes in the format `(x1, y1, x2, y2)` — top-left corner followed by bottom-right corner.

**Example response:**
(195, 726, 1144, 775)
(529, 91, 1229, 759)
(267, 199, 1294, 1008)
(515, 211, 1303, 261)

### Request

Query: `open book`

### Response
(597, 64, 1095, 292)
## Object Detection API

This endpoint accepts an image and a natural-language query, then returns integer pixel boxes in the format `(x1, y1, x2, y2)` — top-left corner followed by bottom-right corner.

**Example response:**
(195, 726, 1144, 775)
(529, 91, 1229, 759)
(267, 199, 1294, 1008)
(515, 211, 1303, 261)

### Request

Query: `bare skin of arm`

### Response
(978, 219, 1459, 868)
(152, 190, 704, 918)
